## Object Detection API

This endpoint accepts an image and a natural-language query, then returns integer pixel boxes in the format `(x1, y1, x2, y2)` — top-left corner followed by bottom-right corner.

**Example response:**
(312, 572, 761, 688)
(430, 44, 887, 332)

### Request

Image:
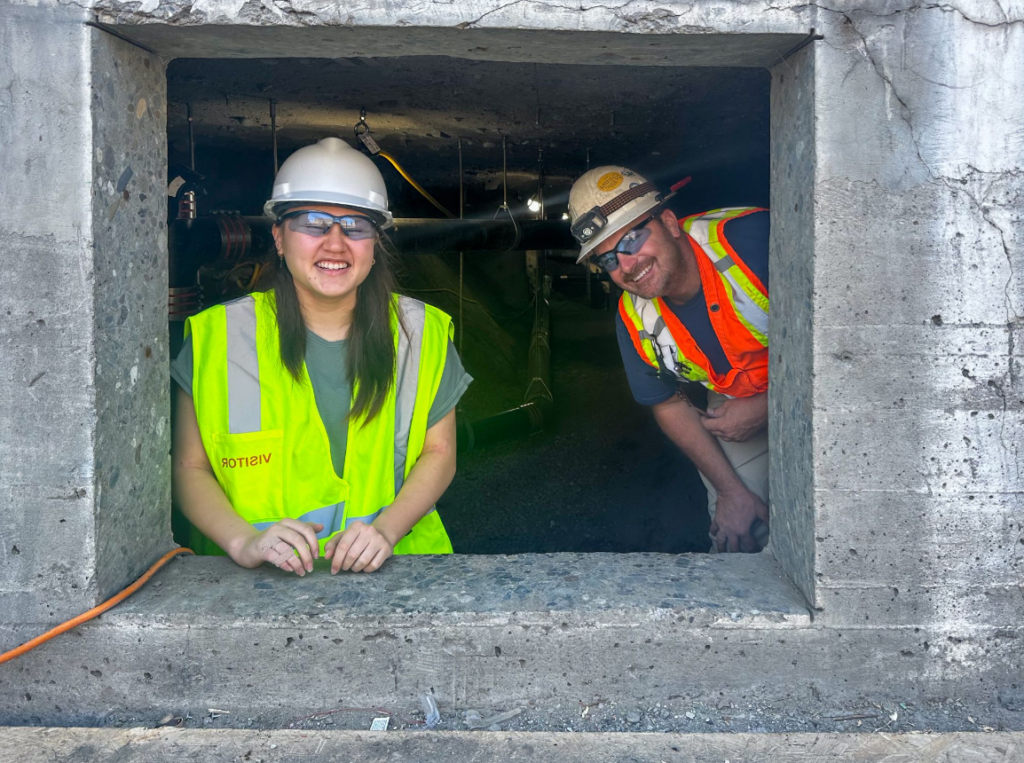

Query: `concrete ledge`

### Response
(0, 553, 812, 722)
(99, 552, 812, 624)
(5, 728, 1022, 762)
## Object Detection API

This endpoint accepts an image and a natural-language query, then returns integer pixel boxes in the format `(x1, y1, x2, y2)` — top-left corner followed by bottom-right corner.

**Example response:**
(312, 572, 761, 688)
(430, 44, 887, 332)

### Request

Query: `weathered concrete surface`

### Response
(0, 554, 819, 722)
(769, 42, 817, 602)
(806, 1, 1024, 646)
(4, 727, 1023, 763)
(0, 554, 1019, 724)
(0, 3, 172, 624)
(93, 0, 814, 65)
(0, 0, 1020, 733)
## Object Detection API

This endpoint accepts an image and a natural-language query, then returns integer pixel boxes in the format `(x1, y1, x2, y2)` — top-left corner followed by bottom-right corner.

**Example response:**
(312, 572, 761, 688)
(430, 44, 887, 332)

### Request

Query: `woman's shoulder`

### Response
(186, 293, 273, 349)
(394, 294, 453, 329)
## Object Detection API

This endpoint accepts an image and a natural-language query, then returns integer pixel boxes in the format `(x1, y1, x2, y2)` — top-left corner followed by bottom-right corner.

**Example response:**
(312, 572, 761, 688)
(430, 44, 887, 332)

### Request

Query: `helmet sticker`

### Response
(597, 171, 624, 192)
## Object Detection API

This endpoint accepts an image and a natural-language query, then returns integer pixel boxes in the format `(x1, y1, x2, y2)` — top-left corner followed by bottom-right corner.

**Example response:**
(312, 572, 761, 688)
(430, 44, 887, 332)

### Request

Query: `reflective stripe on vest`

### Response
(618, 295, 713, 387)
(682, 208, 768, 346)
(188, 290, 454, 555)
(620, 208, 769, 398)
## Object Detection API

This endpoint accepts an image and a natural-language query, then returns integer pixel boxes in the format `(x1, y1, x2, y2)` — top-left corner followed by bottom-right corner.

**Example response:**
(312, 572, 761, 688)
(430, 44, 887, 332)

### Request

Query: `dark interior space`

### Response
(165, 55, 770, 554)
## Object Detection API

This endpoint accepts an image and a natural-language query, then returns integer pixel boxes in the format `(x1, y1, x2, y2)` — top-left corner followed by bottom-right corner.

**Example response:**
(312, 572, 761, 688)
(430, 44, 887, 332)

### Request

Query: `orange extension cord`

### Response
(0, 547, 194, 666)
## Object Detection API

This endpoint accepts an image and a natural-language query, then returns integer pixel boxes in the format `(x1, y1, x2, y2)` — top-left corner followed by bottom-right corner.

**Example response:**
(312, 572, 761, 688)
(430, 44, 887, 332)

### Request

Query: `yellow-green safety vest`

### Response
(185, 289, 454, 556)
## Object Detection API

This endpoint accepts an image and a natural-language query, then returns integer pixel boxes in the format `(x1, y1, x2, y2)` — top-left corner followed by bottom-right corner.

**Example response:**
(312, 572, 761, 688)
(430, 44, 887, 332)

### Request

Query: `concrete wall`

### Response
(0, 0, 1020, 718)
(807, 5, 1023, 651)
(769, 42, 817, 602)
(0, 1, 171, 624)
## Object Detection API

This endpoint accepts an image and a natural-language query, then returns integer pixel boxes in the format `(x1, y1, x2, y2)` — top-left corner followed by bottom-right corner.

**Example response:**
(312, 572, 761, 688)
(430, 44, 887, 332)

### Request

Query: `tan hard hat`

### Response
(568, 166, 667, 263)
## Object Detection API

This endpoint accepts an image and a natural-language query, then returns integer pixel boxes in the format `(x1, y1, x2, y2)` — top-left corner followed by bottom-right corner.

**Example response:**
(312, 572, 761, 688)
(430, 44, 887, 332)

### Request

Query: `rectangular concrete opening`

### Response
(108, 24, 816, 607)
(165, 55, 775, 557)
(2, 17, 836, 725)
(6, 2, 1022, 732)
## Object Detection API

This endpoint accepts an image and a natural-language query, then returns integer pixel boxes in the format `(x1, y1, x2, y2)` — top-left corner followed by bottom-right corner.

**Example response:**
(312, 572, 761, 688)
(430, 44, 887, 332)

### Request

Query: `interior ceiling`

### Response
(167, 56, 770, 190)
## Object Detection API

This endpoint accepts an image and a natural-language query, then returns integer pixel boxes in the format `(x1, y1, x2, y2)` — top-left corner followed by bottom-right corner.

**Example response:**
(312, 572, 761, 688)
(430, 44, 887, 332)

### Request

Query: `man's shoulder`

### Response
(723, 210, 769, 288)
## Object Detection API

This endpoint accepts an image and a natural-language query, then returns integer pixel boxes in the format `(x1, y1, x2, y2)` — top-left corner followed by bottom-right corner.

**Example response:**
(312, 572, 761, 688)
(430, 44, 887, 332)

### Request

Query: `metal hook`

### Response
(354, 107, 370, 136)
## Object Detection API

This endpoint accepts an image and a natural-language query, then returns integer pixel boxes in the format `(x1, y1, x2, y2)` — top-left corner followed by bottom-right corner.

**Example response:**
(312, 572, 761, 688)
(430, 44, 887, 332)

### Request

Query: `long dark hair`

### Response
(262, 232, 404, 426)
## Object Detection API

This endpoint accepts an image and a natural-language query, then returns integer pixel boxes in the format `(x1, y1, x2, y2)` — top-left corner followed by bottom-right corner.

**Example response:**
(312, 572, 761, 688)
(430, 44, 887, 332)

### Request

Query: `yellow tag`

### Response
(596, 172, 623, 192)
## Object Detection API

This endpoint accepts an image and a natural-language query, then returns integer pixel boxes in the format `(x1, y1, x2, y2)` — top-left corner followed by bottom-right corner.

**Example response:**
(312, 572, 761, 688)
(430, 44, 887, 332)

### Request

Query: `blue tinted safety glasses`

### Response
(278, 210, 379, 240)
(590, 215, 656, 273)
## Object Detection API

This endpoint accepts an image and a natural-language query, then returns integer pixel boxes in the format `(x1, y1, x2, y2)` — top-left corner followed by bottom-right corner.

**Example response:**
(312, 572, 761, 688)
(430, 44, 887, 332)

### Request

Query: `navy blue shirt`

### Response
(615, 210, 769, 405)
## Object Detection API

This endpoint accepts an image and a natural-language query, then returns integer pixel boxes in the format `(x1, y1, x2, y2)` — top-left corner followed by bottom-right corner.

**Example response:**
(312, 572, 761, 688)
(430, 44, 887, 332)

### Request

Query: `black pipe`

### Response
(458, 276, 552, 454)
(169, 216, 575, 264)
(392, 218, 573, 253)
(457, 401, 546, 452)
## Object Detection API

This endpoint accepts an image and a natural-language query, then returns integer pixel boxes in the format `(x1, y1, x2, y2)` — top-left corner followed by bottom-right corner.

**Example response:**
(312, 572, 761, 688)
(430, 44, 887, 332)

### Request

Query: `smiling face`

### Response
(599, 208, 697, 302)
(272, 204, 377, 310)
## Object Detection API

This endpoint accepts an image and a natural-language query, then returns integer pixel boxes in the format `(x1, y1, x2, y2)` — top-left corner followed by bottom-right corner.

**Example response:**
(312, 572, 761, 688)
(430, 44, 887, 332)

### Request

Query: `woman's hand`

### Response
(233, 519, 324, 576)
(325, 521, 395, 574)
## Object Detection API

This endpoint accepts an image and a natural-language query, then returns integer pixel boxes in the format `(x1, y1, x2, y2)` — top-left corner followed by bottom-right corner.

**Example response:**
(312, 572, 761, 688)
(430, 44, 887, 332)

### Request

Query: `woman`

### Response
(171, 137, 471, 575)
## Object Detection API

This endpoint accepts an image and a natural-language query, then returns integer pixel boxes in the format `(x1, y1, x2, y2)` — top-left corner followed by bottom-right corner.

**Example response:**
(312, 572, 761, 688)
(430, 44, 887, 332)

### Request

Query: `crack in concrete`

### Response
(779, 0, 1024, 29)
(817, 5, 1021, 328)
(455, 0, 698, 31)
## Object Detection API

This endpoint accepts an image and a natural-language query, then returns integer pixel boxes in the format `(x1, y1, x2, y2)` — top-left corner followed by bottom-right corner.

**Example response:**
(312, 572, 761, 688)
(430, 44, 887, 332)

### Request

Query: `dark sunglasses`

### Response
(277, 210, 379, 240)
(590, 215, 656, 273)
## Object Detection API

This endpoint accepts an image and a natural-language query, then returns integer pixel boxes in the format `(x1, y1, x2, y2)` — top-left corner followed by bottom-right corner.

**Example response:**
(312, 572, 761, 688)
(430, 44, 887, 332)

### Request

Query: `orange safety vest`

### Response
(618, 208, 769, 398)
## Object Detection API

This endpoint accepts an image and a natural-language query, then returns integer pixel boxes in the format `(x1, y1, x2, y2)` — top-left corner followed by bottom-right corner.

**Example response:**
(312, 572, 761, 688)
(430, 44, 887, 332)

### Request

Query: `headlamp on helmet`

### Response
(570, 207, 610, 245)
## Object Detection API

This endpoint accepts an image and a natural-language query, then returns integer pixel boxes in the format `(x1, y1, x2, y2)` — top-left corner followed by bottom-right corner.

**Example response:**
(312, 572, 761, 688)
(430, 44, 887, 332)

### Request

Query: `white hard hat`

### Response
(264, 137, 393, 229)
(568, 166, 669, 263)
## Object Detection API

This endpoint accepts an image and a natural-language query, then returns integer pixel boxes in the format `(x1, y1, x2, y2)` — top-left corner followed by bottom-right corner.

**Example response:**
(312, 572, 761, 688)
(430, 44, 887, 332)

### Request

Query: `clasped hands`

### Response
(234, 518, 394, 576)
(699, 392, 767, 443)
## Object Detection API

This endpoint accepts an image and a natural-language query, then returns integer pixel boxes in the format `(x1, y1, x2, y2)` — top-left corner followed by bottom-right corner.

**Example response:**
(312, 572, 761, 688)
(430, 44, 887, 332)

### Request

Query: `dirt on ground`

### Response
(441, 278, 711, 555)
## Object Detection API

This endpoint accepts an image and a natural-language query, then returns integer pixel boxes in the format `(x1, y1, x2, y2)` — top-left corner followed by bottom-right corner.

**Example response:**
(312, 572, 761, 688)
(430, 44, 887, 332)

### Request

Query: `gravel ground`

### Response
(441, 285, 710, 555)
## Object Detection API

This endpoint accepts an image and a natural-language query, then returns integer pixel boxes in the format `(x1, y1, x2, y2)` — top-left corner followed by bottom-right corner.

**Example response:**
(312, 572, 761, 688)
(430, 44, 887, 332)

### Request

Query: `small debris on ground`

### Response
(465, 707, 523, 730)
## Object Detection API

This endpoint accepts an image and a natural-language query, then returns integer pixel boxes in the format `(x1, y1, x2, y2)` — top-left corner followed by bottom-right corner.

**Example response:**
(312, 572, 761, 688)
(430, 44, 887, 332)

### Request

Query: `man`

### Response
(568, 167, 770, 553)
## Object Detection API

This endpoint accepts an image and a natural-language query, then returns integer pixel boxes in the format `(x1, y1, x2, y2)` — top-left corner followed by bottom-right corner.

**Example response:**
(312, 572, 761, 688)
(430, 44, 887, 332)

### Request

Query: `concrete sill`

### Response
(0, 553, 811, 722)
(118, 551, 812, 627)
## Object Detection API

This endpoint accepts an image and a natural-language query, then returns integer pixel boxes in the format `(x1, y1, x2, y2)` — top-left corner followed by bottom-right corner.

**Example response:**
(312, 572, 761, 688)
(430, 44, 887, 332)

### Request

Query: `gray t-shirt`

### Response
(171, 330, 472, 478)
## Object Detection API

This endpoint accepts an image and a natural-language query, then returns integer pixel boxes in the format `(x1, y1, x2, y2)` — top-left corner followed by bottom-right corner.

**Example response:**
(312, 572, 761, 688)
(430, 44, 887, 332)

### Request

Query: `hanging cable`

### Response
(457, 136, 465, 357)
(0, 547, 195, 666)
(352, 109, 455, 219)
(490, 136, 520, 251)
(378, 151, 456, 219)
(187, 102, 195, 172)
(270, 99, 278, 174)
(502, 136, 508, 208)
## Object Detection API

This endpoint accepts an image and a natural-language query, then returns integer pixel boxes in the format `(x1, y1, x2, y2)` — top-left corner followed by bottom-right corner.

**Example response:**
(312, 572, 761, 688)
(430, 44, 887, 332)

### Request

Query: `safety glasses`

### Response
(590, 215, 656, 273)
(278, 210, 379, 240)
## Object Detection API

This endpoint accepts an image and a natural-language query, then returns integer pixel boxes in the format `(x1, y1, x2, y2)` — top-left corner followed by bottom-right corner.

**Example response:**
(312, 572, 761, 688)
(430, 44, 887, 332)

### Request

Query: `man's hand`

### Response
(710, 487, 769, 553)
(325, 521, 395, 574)
(701, 393, 768, 443)
(234, 519, 323, 575)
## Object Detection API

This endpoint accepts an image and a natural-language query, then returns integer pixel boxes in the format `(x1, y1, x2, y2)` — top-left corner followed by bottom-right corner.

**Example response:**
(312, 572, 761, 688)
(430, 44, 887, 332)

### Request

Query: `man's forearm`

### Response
(652, 395, 747, 497)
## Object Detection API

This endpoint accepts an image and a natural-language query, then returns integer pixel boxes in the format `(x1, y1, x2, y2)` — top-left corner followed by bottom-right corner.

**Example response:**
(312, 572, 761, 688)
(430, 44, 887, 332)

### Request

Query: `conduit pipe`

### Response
(457, 275, 552, 453)
(392, 218, 573, 254)
(168, 217, 575, 260)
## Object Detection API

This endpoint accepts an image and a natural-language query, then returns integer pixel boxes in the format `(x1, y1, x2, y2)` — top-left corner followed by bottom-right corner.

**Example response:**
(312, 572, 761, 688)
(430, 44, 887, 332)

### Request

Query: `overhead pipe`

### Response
(392, 218, 573, 253)
(168, 216, 575, 261)
(457, 275, 552, 453)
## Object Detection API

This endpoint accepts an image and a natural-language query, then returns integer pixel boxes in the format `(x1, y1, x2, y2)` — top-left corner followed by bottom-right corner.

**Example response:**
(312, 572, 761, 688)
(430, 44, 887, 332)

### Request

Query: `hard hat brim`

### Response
(575, 196, 665, 264)
(264, 194, 394, 229)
